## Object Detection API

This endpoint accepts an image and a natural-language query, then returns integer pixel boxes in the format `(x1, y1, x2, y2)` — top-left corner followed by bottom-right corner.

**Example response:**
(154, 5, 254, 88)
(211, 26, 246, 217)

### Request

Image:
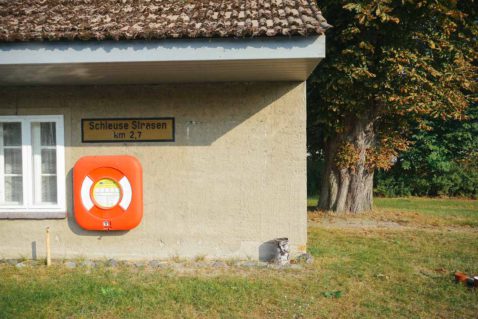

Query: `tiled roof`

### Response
(0, 0, 330, 42)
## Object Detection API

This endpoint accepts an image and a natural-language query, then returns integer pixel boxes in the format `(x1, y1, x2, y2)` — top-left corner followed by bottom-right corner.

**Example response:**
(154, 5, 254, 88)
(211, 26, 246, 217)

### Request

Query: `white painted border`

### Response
(0, 36, 325, 65)
(0, 115, 66, 219)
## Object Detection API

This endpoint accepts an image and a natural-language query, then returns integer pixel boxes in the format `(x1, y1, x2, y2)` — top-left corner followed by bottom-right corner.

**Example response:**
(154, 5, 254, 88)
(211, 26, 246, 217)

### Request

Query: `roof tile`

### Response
(0, 0, 328, 42)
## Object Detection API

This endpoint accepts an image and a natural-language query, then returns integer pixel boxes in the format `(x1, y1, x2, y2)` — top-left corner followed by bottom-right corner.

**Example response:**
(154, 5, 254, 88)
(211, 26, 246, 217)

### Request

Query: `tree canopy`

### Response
(307, 0, 477, 212)
(375, 101, 478, 198)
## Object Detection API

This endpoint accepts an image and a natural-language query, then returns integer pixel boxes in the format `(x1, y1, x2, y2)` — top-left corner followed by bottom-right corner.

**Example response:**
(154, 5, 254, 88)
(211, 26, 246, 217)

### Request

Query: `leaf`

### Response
(343, 3, 361, 12)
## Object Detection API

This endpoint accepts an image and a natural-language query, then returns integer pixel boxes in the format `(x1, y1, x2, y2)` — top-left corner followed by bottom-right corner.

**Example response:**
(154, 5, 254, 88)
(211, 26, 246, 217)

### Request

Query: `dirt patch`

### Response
(310, 219, 404, 229)
(307, 209, 478, 233)
(309, 218, 478, 234)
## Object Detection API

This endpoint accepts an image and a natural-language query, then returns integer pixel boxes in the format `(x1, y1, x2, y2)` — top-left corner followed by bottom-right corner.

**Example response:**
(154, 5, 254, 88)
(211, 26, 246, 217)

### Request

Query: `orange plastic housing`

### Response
(73, 155, 143, 231)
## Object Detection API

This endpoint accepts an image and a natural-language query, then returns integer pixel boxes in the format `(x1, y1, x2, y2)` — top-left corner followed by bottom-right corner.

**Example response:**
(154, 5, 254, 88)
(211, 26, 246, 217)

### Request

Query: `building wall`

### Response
(0, 82, 307, 260)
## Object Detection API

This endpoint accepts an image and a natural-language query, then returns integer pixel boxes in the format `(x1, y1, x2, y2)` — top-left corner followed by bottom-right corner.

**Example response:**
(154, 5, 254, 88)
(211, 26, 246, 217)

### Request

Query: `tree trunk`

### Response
(318, 116, 375, 214)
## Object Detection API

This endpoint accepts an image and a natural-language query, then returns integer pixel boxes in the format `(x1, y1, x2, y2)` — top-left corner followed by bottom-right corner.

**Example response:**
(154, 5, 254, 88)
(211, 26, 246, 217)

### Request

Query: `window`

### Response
(0, 115, 65, 218)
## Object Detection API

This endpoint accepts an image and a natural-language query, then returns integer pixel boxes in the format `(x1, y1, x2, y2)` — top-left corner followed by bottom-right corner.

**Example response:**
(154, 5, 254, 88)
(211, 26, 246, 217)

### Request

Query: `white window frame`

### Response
(0, 115, 66, 219)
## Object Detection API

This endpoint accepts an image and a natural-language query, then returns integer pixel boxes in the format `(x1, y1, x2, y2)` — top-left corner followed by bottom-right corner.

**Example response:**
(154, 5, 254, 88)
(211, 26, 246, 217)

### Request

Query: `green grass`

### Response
(309, 196, 478, 227)
(307, 227, 478, 318)
(375, 197, 478, 217)
(308, 196, 319, 207)
(1, 197, 477, 318)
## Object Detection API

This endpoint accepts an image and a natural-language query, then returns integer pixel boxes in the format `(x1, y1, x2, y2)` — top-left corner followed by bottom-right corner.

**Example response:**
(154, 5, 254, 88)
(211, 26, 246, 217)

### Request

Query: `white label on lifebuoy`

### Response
(93, 179, 121, 208)
(81, 176, 94, 210)
(119, 176, 132, 210)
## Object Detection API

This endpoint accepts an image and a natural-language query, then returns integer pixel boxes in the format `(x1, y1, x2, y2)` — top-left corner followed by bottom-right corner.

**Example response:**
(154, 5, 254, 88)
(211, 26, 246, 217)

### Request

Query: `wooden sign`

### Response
(82, 118, 175, 143)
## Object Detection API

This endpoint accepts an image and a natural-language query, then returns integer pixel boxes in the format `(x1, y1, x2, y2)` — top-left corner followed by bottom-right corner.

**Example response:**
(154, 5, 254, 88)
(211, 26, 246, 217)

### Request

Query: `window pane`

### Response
(2, 122, 21, 146)
(4, 148, 22, 174)
(41, 149, 56, 174)
(4, 176, 22, 203)
(41, 176, 57, 203)
(40, 122, 56, 146)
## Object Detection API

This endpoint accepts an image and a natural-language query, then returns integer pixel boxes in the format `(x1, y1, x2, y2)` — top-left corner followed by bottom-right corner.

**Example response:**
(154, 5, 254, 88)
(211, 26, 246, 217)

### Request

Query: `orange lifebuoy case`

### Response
(74, 155, 143, 231)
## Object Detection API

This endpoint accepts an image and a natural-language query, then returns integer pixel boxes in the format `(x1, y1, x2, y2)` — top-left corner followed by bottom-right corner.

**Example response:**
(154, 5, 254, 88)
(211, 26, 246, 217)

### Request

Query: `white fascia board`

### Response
(0, 35, 325, 65)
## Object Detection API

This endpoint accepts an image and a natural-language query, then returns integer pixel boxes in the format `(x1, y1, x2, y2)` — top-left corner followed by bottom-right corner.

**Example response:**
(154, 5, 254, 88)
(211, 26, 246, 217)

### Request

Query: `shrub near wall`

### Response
(307, 153, 323, 197)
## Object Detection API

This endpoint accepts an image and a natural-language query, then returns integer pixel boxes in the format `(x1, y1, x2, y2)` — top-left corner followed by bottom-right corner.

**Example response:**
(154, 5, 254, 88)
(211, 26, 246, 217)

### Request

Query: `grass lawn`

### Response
(309, 196, 478, 228)
(1, 197, 477, 318)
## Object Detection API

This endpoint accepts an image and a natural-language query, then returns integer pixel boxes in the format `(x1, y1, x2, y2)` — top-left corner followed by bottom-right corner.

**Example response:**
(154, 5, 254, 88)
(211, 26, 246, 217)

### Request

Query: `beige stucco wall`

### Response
(0, 82, 307, 260)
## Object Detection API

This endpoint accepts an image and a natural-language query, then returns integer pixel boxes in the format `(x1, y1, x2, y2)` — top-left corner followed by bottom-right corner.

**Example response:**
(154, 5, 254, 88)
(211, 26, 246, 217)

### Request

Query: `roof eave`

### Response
(0, 36, 325, 85)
